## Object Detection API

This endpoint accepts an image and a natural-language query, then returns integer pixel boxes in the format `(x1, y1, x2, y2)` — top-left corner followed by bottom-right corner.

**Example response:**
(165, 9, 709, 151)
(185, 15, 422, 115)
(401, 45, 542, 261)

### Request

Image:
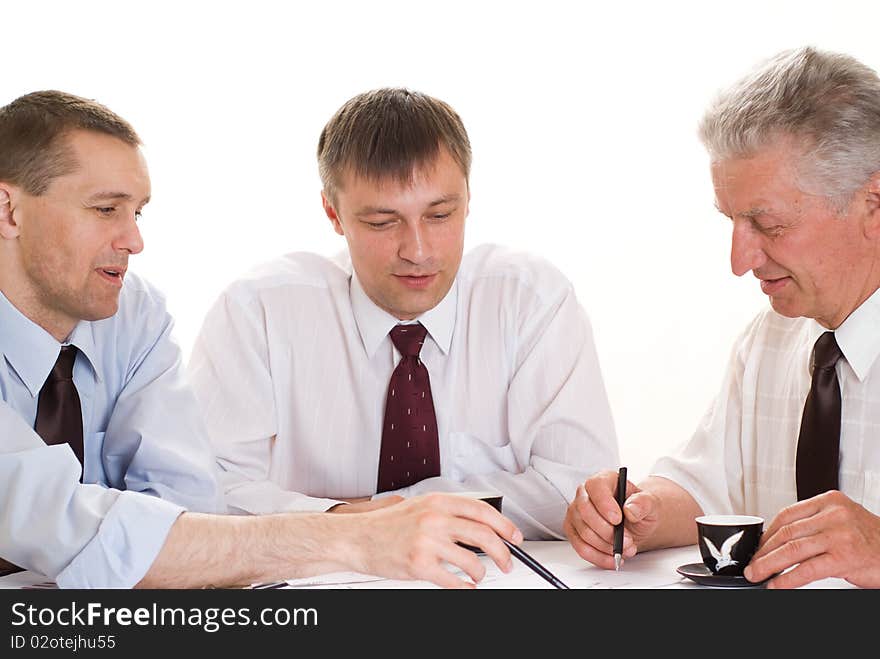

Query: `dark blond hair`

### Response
(0, 90, 141, 195)
(317, 88, 471, 202)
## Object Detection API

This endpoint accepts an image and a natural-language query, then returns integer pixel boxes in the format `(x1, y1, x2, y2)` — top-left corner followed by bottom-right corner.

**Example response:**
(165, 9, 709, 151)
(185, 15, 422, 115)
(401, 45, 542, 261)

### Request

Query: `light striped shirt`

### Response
(188, 244, 619, 539)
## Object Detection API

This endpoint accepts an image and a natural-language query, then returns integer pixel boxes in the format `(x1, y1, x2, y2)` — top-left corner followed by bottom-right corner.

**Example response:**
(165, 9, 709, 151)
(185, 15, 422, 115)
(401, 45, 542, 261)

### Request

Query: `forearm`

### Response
(636, 476, 703, 551)
(1, 405, 135, 584)
(136, 511, 362, 588)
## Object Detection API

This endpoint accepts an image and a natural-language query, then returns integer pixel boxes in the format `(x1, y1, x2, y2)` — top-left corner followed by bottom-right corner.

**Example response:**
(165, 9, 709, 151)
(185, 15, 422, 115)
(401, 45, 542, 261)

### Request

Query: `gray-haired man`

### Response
(564, 47, 880, 589)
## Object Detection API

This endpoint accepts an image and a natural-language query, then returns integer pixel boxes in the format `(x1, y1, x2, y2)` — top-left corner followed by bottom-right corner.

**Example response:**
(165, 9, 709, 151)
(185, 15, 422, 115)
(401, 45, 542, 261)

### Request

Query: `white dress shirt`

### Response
(651, 287, 880, 520)
(0, 274, 223, 588)
(188, 244, 619, 539)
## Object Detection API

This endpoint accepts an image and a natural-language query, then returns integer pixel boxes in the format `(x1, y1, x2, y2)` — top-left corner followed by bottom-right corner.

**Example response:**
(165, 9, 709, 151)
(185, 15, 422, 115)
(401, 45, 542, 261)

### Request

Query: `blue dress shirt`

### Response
(0, 272, 222, 588)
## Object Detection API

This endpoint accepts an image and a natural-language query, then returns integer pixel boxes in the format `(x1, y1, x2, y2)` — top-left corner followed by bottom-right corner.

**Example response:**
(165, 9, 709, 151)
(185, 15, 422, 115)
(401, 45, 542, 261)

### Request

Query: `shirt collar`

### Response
(0, 290, 102, 396)
(350, 270, 457, 359)
(833, 287, 880, 382)
(68, 317, 103, 384)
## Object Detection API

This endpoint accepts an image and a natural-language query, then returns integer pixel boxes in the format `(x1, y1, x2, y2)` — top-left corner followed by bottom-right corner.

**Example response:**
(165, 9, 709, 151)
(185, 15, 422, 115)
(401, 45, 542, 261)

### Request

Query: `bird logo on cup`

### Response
(702, 530, 744, 571)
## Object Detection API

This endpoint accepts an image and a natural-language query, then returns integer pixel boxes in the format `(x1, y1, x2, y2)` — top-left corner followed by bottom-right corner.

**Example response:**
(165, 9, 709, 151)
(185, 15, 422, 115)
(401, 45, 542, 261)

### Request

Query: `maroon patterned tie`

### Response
(34, 345, 84, 480)
(377, 323, 440, 492)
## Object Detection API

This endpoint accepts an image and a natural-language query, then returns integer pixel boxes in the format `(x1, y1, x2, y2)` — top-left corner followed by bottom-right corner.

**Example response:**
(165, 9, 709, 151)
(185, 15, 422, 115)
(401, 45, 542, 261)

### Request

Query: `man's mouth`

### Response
(759, 276, 790, 295)
(393, 273, 437, 289)
(97, 266, 126, 285)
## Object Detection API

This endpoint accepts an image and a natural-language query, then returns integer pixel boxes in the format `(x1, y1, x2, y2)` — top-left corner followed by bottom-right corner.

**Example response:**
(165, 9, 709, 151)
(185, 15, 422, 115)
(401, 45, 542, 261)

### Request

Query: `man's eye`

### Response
(366, 221, 393, 229)
(755, 222, 784, 236)
(430, 213, 451, 221)
(96, 207, 115, 215)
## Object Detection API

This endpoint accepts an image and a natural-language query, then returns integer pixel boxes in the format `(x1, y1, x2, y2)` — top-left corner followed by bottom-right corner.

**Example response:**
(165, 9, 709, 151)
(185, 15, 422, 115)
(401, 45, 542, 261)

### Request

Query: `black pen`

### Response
(613, 466, 627, 571)
(501, 538, 569, 589)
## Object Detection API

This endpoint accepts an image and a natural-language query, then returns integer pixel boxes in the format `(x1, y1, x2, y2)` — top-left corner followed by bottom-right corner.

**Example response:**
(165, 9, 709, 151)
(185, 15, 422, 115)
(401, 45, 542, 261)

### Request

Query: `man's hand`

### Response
(564, 470, 643, 568)
(745, 490, 880, 588)
(562, 470, 697, 568)
(352, 493, 522, 589)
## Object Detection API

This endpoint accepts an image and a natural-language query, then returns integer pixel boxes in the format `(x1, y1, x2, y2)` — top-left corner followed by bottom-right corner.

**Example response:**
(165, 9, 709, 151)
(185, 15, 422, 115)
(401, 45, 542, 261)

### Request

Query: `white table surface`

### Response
(0, 541, 853, 590)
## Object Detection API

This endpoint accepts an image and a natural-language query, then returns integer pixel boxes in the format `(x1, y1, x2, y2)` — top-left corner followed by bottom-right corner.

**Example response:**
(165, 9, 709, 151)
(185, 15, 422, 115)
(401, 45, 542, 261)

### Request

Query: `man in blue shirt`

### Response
(0, 90, 522, 589)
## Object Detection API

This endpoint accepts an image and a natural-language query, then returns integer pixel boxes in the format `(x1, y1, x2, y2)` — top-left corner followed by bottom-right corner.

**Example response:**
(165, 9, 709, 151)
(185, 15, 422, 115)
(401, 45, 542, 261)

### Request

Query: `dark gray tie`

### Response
(795, 332, 842, 500)
(34, 345, 84, 480)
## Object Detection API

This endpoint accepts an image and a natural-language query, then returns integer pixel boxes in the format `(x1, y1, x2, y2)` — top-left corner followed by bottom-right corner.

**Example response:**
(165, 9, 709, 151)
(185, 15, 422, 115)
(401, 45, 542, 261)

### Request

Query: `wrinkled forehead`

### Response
(711, 141, 804, 198)
(711, 133, 818, 187)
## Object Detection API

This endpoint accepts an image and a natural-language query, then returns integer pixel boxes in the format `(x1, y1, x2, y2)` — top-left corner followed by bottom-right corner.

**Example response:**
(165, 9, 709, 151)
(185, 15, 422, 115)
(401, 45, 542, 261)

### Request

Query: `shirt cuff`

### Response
(55, 492, 185, 589)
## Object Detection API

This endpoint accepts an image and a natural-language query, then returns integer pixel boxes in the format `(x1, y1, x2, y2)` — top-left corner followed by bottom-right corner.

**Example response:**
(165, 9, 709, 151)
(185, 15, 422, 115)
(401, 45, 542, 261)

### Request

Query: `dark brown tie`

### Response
(376, 323, 440, 492)
(796, 331, 842, 501)
(34, 345, 84, 479)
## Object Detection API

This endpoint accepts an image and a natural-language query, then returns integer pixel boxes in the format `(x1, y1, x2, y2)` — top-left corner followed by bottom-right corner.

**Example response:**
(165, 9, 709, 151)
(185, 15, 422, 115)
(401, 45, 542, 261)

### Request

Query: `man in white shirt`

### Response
(188, 87, 619, 540)
(0, 90, 521, 590)
(564, 47, 880, 588)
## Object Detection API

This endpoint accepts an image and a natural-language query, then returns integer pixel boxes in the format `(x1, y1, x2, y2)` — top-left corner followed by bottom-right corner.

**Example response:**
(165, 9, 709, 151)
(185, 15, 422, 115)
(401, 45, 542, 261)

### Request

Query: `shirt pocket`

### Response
(447, 431, 519, 480)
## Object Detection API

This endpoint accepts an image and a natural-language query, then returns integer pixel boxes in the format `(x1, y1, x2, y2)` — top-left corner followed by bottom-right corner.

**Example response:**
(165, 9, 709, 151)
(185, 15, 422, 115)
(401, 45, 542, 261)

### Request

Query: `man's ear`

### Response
(321, 191, 345, 236)
(862, 172, 880, 240)
(0, 183, 21, 240)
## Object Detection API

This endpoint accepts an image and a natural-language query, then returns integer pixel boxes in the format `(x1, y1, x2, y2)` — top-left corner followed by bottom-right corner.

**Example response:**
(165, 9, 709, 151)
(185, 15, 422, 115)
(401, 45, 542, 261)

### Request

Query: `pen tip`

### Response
(614, 554, 621, 571)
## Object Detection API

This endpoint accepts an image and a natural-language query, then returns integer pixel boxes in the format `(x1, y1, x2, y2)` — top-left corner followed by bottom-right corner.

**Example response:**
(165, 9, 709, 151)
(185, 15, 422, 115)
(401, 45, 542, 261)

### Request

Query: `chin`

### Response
(79, 301, 121, 322)
(393, 307, 432, 320)
(388, 300, 436, 320)
(768, 298, 805, 320)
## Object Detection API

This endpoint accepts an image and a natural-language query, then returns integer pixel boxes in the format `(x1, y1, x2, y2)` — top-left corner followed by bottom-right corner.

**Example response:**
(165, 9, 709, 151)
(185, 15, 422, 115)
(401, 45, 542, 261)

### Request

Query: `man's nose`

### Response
(730, 221, 765, 277)
(114, 213, 144, 255)
(398, 221, 428, 264)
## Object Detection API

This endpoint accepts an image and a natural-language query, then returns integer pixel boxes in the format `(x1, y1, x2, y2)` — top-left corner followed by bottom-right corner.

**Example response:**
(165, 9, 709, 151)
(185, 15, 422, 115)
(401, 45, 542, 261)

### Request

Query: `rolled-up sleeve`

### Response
(0, 402, 183, 588)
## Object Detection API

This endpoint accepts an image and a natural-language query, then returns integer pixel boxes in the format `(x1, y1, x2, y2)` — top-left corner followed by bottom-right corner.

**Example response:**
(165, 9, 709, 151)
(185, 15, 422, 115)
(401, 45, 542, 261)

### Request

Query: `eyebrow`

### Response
(85, 192, 151, 204)
(737, 207, 771, 219)
(355, 194, 461, 217)
(713, 202, 771, 219)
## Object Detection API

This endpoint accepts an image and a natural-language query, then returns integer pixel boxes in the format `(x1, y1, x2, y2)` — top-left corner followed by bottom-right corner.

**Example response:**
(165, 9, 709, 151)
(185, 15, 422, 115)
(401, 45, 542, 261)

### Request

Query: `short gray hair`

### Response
(698, 46, 880, 211)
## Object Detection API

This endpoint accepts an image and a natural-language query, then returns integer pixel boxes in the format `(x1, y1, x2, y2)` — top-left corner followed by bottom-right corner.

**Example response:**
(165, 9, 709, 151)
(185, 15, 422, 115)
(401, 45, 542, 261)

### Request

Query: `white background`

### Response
(5, 0, 878, 480)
